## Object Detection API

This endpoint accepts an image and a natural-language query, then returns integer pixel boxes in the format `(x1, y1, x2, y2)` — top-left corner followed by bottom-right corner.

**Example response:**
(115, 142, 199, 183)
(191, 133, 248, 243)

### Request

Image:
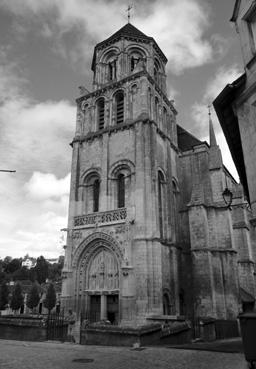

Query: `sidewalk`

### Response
(0, 338, 247, 369)
(167, 338, 243, 353)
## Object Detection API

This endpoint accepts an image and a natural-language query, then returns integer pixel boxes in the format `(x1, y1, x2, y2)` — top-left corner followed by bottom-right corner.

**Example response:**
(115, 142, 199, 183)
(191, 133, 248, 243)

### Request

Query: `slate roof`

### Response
(91, 23, 167, 71)
(103, 23, 150, 44)
(177, 125, 204, 152)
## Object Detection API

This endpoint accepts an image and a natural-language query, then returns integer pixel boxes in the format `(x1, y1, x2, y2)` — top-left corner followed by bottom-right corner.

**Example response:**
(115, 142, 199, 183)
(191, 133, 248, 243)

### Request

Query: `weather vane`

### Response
(126, 4, 133, 23)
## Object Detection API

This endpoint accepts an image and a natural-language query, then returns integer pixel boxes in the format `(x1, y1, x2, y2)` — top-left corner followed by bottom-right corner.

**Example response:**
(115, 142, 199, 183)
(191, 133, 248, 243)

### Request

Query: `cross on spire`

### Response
(126, 4, 133, 23)
(208, 103, 211, 117)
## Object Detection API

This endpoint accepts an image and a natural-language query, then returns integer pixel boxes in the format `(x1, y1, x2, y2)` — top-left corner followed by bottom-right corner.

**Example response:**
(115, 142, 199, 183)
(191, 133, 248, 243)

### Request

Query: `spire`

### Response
(208, 104, 222, 169)
(208, 104, 217, 147)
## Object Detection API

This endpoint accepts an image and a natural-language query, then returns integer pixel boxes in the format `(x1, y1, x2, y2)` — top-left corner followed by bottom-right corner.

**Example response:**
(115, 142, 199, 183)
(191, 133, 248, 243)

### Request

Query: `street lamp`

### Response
(222, 187, 233, 209)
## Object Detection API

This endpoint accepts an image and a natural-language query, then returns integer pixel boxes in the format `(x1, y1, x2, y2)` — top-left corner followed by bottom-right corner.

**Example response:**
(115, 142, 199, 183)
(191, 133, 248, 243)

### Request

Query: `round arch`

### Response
(99, 46, 120, 64)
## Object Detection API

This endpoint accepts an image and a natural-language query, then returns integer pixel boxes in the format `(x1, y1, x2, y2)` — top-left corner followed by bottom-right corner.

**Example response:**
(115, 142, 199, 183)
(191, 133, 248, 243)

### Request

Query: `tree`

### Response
(27, 283, 40, 313)
(10, 283, 24, 312)
(34, 256, 49, 284)
(4, 258, 22, 274)
(43, 283, 56, 314)
(0, 281, 9, 310)
(12, 266, 30, 281)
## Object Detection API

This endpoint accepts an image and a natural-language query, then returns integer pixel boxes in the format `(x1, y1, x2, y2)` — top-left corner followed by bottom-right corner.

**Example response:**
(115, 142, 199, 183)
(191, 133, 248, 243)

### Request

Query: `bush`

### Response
(43, 283, 56, 313)
(27, 283, 40, 312)
(0, 281, 9, 310)
(10, 283, 24, 312)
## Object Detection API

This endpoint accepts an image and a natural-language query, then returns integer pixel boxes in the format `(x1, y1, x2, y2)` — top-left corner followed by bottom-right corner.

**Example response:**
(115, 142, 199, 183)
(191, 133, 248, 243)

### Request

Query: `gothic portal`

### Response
(61, 22, 256, 328)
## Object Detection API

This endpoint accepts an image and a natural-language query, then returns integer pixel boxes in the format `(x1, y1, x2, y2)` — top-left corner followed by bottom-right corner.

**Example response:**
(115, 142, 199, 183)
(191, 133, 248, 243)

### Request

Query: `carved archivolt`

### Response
(72, 231, 124, 269)
(109, 159, 135, 177)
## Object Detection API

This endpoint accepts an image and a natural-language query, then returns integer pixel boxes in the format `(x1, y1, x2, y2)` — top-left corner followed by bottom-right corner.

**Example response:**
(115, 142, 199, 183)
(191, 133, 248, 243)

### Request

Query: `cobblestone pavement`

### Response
(0, 340, 248, 369)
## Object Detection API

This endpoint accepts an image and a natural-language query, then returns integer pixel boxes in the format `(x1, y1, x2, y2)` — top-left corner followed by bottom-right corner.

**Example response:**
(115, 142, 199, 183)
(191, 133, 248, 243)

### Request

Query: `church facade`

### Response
(61, 23, 256, 328)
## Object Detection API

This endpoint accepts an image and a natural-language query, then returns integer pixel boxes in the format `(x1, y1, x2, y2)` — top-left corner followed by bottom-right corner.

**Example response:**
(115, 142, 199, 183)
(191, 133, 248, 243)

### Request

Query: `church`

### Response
(61, 22, 256, 337)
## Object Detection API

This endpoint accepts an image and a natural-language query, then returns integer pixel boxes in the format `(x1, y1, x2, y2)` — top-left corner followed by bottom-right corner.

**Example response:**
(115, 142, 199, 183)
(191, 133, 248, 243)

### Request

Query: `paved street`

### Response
(0, 339, 248, 369)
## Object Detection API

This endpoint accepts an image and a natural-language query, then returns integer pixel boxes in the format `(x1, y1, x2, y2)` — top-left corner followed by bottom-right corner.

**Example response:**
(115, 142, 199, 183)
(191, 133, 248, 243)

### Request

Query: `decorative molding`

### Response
(191, 248, 237, 254)
(71, 118, 179, 153)
(74, 208, 127, 228)
(238, 259, 254, 265)
(72, 231, 124, 269)
(233, 221, 249, 230)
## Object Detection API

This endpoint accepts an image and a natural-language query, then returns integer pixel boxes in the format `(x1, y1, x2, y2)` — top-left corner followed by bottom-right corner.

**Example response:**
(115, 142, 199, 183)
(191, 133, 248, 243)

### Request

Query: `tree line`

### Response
(0, 255, 63, 313)
(0, 280, 57, 313)
(0, 255, 64, 284)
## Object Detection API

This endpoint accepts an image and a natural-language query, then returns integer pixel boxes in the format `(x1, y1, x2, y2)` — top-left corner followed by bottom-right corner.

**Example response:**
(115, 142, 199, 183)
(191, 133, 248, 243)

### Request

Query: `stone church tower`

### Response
(61, 23, 255, 331)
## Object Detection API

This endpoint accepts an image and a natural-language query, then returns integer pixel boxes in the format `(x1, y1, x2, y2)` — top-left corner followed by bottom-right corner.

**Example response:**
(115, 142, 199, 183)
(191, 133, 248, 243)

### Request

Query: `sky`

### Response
(0, 0, 244, 259)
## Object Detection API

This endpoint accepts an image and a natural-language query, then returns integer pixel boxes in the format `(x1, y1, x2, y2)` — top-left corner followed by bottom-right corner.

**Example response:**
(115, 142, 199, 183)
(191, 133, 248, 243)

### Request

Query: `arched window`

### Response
(93, 178, 100, 212)
(131, 84, 137, 119)
(96, 98, 105, 130)
(155, 96, 159, 122)
(131, 55, 140, 71)
(158, 171, 165, 238)
(163, 293, 170, 315)
(148, 88, 152, 118)
(117, 173, 125, 208)
(172, 179, 179, 236)
(154, 58, 161, 86)
(163, 107, 167, 130)
(115, 91, 124, 124)
(108, 59, 117, 81)
(83, 172, 100, 214)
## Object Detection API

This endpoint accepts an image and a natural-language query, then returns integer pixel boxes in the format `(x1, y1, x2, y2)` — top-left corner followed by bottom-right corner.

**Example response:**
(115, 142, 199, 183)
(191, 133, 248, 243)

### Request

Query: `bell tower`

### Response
(62, 22, 179, 326)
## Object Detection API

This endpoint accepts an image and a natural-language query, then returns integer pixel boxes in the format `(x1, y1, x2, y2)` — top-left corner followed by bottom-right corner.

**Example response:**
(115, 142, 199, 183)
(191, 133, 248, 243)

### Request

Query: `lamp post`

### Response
(222, 187, 233, 209)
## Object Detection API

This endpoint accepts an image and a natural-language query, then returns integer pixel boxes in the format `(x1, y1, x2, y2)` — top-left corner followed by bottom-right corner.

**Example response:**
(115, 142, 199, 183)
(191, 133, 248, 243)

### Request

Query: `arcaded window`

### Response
(163, 293, 170, 315)
(117, 173, 125, 208)
(155, 96, 159, 122)
(131, 55, 140, 71)
(163, 107, 167, 130)
(115, 91, 124, 124)
(83, 172, 101, 214)
(154, 58, 161, 85)
(172, 179, 179, 237)
(109, 160, 135, 211)
(108, 60, 117, 81)
(93, 179, 100, 212)
(96, 98, 105, 130)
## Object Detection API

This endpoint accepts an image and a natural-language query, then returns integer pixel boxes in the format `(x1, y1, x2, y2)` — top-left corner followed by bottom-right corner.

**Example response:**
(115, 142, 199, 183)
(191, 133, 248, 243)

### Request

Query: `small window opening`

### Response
(117, 174, 125, 208)
(115, 92, 124, 124)
(93, 179, 100, 212)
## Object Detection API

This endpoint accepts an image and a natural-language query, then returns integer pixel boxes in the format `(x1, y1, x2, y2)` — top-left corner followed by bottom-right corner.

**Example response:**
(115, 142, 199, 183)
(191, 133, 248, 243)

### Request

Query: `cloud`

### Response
(0, 50, 74, 258)
(191, 64, 242, 136)
(0, 0, 226, 74)
(25, 172, 70, 200)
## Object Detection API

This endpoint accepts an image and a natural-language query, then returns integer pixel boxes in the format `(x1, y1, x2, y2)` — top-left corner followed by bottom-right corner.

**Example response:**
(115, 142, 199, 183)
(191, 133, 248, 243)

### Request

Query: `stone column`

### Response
(100, 294, 107, 320)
